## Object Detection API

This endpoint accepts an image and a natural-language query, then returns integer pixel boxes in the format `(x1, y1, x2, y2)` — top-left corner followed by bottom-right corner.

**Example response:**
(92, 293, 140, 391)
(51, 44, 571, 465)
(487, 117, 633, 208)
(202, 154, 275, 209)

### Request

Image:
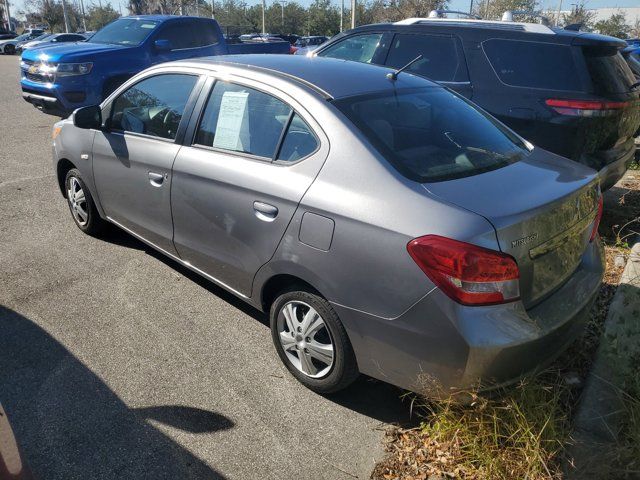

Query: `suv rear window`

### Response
(334, 88, 528, 182)
(583, 46, 637, 94)
(483, 39, 578, 91)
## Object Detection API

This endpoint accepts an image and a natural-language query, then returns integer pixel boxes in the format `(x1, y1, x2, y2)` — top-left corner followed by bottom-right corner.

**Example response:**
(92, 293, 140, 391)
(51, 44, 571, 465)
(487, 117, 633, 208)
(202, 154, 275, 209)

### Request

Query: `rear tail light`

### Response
(590, 194, 603, 242)
(407, 235, 520, 306)
(545, 98, 628, 117)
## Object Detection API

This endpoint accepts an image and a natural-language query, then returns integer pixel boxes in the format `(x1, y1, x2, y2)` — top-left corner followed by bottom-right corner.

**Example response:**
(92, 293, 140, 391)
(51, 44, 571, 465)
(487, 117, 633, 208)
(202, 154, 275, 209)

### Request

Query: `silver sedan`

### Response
(51, 55, 604, 394)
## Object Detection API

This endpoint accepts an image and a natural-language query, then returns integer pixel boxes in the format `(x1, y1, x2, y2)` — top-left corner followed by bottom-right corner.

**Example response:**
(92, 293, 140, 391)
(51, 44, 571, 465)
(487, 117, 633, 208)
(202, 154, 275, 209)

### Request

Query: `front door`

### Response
(171, 78, 328, 296)
(92, 72, 200, 254)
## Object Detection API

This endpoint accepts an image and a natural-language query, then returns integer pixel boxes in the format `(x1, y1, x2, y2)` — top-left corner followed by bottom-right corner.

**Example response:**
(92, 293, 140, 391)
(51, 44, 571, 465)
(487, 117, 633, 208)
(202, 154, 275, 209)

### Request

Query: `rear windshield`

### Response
(89, 18, 159, 46)
(583, 46, 637, 94)
(483, 39, 579, 91)
(334, 88, 529, 182)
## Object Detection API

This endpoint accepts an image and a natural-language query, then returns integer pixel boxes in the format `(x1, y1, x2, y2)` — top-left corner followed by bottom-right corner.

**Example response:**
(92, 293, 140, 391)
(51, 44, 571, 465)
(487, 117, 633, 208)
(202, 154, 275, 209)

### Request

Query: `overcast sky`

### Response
(9, 0, 640, 20)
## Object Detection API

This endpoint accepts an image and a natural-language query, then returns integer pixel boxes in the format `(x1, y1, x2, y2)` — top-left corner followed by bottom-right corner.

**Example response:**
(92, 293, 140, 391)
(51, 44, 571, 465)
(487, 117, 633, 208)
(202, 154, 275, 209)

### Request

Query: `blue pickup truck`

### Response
(20, 15, 290, 116)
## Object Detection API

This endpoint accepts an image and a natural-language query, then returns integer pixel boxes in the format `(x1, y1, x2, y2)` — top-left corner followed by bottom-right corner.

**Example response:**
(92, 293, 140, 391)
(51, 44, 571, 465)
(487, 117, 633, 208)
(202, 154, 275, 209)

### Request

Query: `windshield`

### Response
(334, 88, 529, 182)
(89, 18, 159, 46)
(15, 34, 30, 41)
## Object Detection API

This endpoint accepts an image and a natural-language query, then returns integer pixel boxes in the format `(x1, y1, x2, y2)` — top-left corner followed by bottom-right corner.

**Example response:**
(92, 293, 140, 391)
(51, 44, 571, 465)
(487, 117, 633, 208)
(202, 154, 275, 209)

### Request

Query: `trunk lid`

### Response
(423, 149, 600, 308)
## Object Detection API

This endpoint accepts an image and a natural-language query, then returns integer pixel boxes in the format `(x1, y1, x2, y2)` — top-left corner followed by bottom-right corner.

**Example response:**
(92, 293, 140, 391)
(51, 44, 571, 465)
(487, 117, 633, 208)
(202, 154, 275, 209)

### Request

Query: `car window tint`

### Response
(318, 33, 384, 63)
(277, 114, 318, 162)
(583, 46, 637, 95)
(195, 82, 292, 158)
(193, 20, 219, 46)
(110, 74, 197, 140)
(334, 88, 528, 182)
(482, 39, 578, 91)
(157, 22, 198, 49)
(385, 34, 463, 82)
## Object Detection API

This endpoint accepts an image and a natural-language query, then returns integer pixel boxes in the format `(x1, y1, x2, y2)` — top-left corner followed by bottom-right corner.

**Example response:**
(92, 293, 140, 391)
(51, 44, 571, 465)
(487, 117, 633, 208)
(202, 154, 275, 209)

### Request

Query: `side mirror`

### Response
(154, 39, 171, 52)
(73, 105, 102, 130)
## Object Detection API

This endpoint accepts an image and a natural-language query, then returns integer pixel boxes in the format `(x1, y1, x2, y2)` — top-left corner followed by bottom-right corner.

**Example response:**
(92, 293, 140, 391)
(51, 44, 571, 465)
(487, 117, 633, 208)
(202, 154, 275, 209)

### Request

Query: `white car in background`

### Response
(17, 33, 87, 53)
(0, 31, 44, 55)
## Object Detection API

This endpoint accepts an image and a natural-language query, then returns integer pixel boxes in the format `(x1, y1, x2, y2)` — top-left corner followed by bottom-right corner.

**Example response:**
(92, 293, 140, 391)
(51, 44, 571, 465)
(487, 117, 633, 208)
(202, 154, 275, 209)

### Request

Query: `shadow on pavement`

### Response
(99, 228, 416, 426)
(0, 306, 230, 480)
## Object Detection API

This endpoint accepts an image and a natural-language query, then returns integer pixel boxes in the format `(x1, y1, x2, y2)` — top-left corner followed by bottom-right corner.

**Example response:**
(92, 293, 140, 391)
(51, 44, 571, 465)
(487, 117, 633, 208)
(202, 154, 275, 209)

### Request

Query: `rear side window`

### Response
(110, 74, 198, 140)
(334, 88, 528, 182)
(196, 82, 292, 158)
(483, 39, 578, 91)
(385, 34, 465, 82)
(318, 33, 386, 63)
(583, 46, 637, 94)
(277, 114, 318, 162)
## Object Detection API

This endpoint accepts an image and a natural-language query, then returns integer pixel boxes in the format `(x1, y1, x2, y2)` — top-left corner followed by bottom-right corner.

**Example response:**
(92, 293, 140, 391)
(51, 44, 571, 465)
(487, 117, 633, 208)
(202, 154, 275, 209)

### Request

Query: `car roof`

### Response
(170, 54, 439, 100)
(123, 14, 213, 22)
(347, 19, 628, 47)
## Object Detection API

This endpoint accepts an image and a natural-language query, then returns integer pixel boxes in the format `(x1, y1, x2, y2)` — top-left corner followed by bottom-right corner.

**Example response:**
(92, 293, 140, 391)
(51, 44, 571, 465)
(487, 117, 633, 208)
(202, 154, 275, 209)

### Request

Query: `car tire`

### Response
(4, 44, 15, 55)
(64, 168, 105, 236)
(270, 288, 359, 394)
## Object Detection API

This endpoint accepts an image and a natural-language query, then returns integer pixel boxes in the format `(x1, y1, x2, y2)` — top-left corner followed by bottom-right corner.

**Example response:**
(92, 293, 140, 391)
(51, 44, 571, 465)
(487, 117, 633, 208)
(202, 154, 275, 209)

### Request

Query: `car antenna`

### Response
(386, 55, 423, 81)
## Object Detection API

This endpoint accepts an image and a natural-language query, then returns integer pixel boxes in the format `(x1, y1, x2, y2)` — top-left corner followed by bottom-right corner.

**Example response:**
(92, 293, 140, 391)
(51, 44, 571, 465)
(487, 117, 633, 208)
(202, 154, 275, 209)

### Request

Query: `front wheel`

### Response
(4, 44, 15, 55)
(64, 168, 105, 236)
(270, 289, 359, 394)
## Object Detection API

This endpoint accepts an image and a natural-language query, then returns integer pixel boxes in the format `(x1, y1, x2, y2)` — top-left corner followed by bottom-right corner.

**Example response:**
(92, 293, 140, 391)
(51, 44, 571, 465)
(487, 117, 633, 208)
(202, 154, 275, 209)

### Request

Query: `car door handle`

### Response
(148, 172, 166, 187)
(253, 201, 278, 222)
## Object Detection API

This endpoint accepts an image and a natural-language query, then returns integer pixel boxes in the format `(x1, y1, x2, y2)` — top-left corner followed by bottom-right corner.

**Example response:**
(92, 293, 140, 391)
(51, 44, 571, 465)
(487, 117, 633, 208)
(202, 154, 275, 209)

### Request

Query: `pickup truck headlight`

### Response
(47, 62, 93, 76)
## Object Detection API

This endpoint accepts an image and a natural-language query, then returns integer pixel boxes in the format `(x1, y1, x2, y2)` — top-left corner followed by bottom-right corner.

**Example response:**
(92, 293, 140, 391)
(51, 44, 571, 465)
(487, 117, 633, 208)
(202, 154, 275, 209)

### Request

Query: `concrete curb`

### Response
(568, 242, 640, 478)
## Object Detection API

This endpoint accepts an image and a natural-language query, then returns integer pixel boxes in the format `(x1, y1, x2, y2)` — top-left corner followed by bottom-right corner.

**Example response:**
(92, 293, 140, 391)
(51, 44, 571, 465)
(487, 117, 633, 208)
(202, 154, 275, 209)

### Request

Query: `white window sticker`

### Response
(213, 91, 250, 152)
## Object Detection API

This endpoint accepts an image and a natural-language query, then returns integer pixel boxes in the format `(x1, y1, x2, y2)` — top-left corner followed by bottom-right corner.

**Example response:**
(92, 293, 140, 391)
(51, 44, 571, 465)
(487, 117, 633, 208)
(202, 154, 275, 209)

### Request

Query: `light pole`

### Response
(262, 0, 266, 34)
(555, 0, 563, 26)
(350, 0, 355, 28)
(61, 0, 70, 32)
(340, 0, 343, 32)
(211, 0, 215, 19)
(274, 0, 286, 32)
(79, 0, 87, 31)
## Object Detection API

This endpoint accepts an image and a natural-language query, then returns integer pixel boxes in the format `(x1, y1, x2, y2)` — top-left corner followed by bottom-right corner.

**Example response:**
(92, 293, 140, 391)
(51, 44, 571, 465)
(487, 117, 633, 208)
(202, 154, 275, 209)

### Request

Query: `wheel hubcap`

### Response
(67, 177, 88, 226)
(277, 300, 334, 378)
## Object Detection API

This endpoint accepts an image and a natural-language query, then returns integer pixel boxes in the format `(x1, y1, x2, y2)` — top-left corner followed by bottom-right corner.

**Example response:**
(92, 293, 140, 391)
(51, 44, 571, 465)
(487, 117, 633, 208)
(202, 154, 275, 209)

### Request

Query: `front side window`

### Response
(90, 18, 159, 46)
(385, 34, 464, 82)
(318, 33, 385, 63)
(195, 82, 292, 158)
(482, 39, 578, 91)
(334, 88, 528, 182)
(110, 74, 198, 140)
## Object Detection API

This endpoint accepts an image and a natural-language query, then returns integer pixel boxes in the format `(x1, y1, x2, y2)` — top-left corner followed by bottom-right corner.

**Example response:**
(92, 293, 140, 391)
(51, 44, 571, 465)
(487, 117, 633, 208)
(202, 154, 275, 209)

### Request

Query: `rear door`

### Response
(171, 77, 329, 296)
(383, 32, 472, 99)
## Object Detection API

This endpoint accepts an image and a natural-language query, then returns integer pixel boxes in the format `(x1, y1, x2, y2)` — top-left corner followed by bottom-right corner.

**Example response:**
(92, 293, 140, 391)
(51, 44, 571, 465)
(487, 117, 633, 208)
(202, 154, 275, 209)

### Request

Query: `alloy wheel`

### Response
(67, 176, 88, 226)
(276, 300, 334, 378)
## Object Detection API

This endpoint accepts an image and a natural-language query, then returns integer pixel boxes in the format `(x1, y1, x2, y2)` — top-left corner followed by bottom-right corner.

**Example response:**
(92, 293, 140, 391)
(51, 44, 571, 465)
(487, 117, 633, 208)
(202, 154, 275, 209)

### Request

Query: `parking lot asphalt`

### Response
(0, 55, 412, 480)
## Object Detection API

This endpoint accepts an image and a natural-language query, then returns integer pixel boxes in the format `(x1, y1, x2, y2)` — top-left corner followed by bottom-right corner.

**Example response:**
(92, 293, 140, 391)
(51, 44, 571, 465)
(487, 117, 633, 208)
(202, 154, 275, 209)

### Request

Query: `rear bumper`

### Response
(334, 238, 604, 394)
(583, 139, 636, 191)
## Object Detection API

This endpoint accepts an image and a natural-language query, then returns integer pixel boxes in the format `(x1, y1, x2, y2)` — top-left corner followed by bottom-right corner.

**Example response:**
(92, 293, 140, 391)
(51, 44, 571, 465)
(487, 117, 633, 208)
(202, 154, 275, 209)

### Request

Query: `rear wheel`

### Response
(4, 44, 15, 55)
(64, 169, 105, 236)
(270, 288, 359, 394)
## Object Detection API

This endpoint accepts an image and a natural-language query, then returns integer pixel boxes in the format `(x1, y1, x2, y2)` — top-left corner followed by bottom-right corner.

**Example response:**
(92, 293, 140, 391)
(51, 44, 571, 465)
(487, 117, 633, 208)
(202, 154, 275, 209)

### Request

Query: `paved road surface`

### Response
(0, 55, 412, 480)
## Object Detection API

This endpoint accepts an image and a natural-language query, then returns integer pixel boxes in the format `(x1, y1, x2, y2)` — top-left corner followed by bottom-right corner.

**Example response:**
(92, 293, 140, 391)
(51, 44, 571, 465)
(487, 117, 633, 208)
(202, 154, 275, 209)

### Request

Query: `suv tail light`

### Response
(590, 194, 603, 242)
(545, 98, 628, 117)
(407, 235, 520, 306)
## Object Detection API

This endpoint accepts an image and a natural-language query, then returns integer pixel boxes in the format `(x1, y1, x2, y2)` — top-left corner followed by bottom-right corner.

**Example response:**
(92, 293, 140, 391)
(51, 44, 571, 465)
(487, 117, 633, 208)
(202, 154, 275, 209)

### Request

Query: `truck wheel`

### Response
(4, 44, 15, 55)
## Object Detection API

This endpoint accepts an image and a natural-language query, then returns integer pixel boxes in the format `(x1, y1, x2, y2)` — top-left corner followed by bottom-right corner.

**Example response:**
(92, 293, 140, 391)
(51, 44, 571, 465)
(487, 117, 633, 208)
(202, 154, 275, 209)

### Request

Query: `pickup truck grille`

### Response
(20, 60, 54, 83)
